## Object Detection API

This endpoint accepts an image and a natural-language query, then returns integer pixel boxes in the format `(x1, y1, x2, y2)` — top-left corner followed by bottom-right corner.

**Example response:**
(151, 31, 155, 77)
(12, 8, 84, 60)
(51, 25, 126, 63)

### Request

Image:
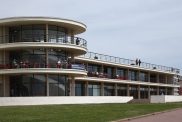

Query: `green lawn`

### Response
(0, 103, 182, 122)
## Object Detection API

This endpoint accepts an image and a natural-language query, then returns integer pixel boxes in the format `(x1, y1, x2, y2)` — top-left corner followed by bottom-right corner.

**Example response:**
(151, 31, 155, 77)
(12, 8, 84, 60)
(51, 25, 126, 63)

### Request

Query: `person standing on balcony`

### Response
(57, 59, 61, 68)
(135, 58, 138, 65)
(139, 59, 141, 66)
(76, 37, 80, 45)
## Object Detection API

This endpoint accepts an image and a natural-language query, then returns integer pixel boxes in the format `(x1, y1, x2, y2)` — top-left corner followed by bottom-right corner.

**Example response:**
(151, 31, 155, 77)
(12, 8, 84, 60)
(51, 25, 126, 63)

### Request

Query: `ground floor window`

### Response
(130, 85, 138, 99)
(150, 87, 157, 95)
(10, 74, 46, 96)
(140, 86, 148, 99)
(48, 75, 68, 96)
(104, 83, 114, 96)
(75, 81, 85, 96)
(117, 84, 127, 96)
(88, 82, 101, 96)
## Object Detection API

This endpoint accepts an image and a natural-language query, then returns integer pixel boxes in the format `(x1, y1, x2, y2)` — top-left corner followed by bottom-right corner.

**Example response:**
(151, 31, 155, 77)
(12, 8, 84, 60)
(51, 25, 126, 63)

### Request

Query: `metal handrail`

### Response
(0, 34, 87, 48)
(0, 62, 85, 70)
(78, 52, 180, 74)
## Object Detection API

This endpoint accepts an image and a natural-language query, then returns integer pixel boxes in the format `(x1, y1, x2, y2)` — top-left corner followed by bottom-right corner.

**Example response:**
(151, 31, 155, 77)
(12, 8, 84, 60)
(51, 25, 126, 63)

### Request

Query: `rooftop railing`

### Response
(78, 52, 180, 74)
(0, 34, 87, 48)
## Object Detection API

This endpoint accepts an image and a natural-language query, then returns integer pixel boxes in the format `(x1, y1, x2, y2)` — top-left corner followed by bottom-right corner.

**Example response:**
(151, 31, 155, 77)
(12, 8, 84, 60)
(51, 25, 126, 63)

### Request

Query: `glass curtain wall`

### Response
(9, 49, 46, 68)
(117, 84, 127, 96)
(48, 25, 66, 43)
(104, 83, 114, 96)
(75, 81, 85, 96)
(104, 67, 113, 78)
(116, 68, 127, 79)
(129, 70, 138, 81)
(130, 85, 138, 99)
(9, 25, 45, 42)
(48, 49, 68, 68)
(87, 64, 102, 77)
(150, 87, 157, 95)
(9, 25, 66, 43)
(139, 72, 148, 82)
(140, 86, 148, 99)
(88, 82, 101, 96)
(10, 74, 46, 96)
(48, 75, 68, 96)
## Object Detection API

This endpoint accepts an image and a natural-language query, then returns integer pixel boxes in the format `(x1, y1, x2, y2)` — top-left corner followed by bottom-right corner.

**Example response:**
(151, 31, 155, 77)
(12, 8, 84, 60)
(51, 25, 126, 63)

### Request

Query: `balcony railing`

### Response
(0, 34, 87, 48)
(0, 62, 85, 71)
(79, 52, 180, 74)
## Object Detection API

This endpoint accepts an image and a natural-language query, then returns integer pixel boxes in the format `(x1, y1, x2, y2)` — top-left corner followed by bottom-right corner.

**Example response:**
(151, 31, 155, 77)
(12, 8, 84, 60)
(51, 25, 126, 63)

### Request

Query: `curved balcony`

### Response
(0, 34, 87, 56)
(0, 62, 87, 76)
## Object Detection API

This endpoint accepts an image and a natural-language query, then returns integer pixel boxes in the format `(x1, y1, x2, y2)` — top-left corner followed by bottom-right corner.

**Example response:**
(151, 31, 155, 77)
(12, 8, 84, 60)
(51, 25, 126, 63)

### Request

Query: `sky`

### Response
(0, 0, 182, 72)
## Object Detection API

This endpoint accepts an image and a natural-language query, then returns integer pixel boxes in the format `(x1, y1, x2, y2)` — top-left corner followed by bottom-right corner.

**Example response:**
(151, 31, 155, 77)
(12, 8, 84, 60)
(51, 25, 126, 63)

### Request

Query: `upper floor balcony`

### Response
(77, 52, 180, 74)
(0, 34, 87, 56)
(0, 61, 87, 76)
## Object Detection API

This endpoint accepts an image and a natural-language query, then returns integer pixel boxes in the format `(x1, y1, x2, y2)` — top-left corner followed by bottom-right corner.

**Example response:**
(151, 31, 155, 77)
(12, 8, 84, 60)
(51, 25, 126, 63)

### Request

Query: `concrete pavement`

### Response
(120, 108, 182, 122)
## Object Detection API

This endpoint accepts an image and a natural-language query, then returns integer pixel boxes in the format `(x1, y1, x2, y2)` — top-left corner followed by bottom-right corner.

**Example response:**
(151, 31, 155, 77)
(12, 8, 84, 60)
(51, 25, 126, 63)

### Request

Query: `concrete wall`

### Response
(150, 95, 182, 103)
(0, 96, 133, 106)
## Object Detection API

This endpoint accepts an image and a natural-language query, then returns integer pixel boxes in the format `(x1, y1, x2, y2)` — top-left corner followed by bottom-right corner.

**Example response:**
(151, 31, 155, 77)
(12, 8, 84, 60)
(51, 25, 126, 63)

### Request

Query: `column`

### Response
(46, 74, 49, 96)
(70, 77, 75, 96)
(157, 73, 159, 83)
(71, 32, 74, 44)
(148, 72, 150, 82)
(114, 83, 117, 96)
(113, 67, 117, 78)
(157, 86, 160, 95)
(46, 24, 48, 42)
(85, 81, 88, 96)
(3, 75, 5, 97)
(101, 82, 104, 96)
(138, 85, 140, 99)
(137, 70, 140, 81)
(127, 84, 130, 96)
(165, 87, 168, 95)
(148, 86, 150, 99)
(127, 68, 129, 80)
(85, 63, 88, 71)
(165, 75, 168, 84)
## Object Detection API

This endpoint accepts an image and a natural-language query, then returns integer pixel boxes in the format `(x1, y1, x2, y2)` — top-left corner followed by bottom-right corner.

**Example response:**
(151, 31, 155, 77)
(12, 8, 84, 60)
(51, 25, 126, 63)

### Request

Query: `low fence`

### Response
(150, 95, 182, 103)
(0, 96, 133, 106)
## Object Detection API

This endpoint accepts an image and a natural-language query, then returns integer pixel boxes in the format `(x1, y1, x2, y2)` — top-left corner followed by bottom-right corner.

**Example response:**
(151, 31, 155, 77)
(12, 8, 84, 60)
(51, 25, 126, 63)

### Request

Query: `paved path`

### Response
(122, 108, 182, 122)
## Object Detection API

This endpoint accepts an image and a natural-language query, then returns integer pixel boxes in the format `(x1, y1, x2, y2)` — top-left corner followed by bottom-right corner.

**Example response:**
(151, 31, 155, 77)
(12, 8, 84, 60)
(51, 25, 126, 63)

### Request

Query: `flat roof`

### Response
(0, 16, 86, 35)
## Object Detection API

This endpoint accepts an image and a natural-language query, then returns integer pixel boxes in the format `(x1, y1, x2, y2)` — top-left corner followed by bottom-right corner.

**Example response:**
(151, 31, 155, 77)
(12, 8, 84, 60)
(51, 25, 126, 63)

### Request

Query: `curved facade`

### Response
(0, 16, 180, 100)
(0, 17, 87, 97)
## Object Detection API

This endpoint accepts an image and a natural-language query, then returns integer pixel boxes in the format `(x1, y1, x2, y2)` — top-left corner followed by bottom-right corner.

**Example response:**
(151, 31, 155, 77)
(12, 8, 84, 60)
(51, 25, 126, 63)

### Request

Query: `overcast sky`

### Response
(0, 0, 182, 72)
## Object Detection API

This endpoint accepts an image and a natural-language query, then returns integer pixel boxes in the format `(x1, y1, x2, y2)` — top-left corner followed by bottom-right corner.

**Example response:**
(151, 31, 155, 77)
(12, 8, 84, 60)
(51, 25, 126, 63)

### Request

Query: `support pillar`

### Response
(71, 32, 74, 44)
(46, 74, 49, 96)
(157, 73, 159, 83)
(127, 84, 130, 96)
(165, 87, 168, 95)
(46, 24, 48, 42)
(148, 86, 150, 99)
(3, 75, 5, 97)
(165, 75, 168, 84)
(101, 82, 104, 96)
(85, 81, 88, 96)
(148, 72, 150, 82)
(138, 85, 140, 99)
(70, 77, 75, 96)
(114, 83, 117, 96)
(157, 86, 160, 95)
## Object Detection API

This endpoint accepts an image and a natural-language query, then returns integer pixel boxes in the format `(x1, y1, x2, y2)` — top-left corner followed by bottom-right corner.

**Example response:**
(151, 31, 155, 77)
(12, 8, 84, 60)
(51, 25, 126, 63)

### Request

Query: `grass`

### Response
(0, 103, 182, 122)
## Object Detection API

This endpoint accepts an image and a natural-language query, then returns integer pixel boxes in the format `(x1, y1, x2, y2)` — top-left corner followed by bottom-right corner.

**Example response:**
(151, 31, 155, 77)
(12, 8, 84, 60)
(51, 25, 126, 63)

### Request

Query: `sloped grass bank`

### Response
(0, 103, 182, 122)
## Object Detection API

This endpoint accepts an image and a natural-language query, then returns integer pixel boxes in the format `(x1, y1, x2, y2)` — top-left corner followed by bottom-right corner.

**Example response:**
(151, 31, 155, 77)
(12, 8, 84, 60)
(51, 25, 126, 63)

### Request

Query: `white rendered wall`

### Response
(150, 95, 182, 103)
(0, 96, 133, 106)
